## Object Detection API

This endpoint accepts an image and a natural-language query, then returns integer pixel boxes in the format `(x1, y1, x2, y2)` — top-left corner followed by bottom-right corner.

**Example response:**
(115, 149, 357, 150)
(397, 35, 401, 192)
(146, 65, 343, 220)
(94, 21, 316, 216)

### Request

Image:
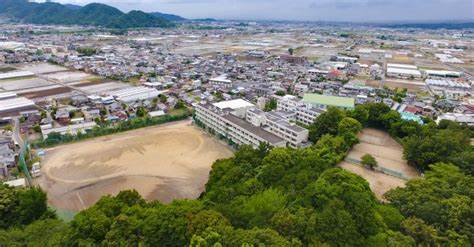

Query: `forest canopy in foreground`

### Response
(0, 103, 473, 246)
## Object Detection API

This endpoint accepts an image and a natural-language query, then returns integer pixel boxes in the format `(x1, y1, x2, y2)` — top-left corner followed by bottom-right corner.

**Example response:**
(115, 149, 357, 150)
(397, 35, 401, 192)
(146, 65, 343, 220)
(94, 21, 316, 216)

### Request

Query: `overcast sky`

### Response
(51, 0, 473, 22)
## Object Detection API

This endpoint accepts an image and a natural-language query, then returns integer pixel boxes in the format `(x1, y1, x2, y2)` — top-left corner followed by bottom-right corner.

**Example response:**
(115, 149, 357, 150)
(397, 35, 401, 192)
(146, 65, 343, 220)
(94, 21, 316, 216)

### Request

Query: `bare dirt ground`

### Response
(339, 128, 420, 200)
(383, 79, 426, 92)
(37, 121, 233, 211)
(18, 63, 69, 74)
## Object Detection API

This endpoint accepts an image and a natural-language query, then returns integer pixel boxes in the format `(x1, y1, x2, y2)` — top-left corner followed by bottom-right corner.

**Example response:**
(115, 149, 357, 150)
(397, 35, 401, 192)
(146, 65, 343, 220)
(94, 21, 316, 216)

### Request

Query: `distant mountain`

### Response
(378, 21, 474, 30)
(150, 12, 186, 21)
(194, 18, 218, 22)
(64, 4, 82, 10)
(0, 0, 174, 29)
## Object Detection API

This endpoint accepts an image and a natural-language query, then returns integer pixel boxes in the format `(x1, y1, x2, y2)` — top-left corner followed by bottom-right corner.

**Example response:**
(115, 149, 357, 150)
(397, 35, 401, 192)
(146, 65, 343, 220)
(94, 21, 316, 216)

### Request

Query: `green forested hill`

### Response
(150, 12, 186, 21)
(0, 0, 174, 29)
(0, 103, 472, 246)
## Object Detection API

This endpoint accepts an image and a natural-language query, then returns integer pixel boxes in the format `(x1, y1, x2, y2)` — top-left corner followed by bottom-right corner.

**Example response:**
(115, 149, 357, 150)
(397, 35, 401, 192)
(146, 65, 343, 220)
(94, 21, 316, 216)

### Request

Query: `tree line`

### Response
(0, 103, 472, 246)
(32, 109, 192, 148)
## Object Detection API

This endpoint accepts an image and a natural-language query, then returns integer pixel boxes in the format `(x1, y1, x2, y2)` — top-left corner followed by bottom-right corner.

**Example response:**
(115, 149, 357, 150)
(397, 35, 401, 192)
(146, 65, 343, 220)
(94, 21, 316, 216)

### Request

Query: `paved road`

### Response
(12, 118, 24, 149)
(13, 117, 33, 186)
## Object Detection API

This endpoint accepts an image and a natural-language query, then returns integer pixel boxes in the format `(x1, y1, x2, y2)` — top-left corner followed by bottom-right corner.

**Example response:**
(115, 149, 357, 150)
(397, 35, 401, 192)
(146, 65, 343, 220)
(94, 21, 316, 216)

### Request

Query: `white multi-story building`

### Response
(277, 95, 324, 125)
(194, 99, 286, 148)
(209, 74, 233, 88)
(246, 108, 309, 148)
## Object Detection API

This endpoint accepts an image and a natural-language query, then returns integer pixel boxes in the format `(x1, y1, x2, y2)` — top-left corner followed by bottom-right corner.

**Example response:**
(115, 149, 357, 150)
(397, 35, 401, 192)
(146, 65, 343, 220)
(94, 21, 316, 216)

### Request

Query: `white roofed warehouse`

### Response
(0, 96, 36, 117)
(386, 63, 421, 79)
(108, 86, 161, 103)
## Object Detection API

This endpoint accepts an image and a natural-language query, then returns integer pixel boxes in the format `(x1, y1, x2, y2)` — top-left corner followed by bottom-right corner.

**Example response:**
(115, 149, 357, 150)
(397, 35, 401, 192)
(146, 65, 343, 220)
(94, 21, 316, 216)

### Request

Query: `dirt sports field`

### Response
(37, 121, 233, 211)
(339, 128, 419, 200)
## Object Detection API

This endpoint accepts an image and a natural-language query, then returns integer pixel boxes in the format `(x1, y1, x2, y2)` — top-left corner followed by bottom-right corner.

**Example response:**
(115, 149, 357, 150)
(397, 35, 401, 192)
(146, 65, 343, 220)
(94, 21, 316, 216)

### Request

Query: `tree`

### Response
(376, 205, 404, 231)
(223, 228, 292, 247)
(270, 207, 317, 244)
(238, 189, 287, 228)
(304, 168, 385, 238)
(190, 229, 224, 247)
(363, 103, 391, 127)
(385, 163, 473, 243)
(3, 125, 13, 132)
(275, 90, 286, 96)
(448, 149, 474, 175)
(400, 217, 445, 245)
(366, 230, 415, 247)
(76, 47, 97, 56)
(175, 100, 186, 109)
(314, 199, 363, 246)
(104, 214, 142, 246)
(0, 185, 52, 229)
(361, 154, 377, 170)
(136, 106, 148, 117)
(308, 107, 346, 142)
(159, 94, 168, 103)
(402, 129, 469, 171)
(259, 148, 294, 186)
(0, 219, 67, 246)
(69, 208, 112, 243)
(142, 200, 204, 246)
(338, 117, 362, 136)
(188, 210, 231, 237)
(348, 105, 369, 126)
(288, 48, 294, 56)
(264, 98, 277, 112)
(5, 102, 470, 246)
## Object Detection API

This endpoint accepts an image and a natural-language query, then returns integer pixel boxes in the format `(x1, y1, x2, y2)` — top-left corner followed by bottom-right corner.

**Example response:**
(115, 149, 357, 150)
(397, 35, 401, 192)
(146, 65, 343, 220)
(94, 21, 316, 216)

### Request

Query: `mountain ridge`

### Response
(150, 12, 186, 21)
(0, 0, 174, 29)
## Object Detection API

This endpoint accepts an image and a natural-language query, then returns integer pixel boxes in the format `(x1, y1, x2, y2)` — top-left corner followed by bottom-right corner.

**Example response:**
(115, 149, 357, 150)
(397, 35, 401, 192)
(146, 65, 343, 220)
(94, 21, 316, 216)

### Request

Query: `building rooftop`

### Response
(223, 113, 284, 145)
(303, 94, 355, 109)
(0, 97, 36, 112)
(387, 63, 418, 70)
(213, 99, 254, 110)
(0, 70, 34, 80)
(387, 67, 422, 76)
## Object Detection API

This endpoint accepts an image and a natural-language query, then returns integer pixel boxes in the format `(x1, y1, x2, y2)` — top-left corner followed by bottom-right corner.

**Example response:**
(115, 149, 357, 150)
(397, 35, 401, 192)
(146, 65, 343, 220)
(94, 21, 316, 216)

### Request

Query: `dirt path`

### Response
(37, 121, 233, 211)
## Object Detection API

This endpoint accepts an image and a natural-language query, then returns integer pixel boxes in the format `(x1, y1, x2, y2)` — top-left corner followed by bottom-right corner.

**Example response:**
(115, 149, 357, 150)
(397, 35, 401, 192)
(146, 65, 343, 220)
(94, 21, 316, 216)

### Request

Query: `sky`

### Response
(50, 0, 474, 22)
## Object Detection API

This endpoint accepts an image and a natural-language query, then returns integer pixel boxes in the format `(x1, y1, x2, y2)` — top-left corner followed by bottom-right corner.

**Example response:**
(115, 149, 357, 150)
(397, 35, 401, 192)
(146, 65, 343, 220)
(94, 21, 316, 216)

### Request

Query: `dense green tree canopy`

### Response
(1, 102, 472, 246)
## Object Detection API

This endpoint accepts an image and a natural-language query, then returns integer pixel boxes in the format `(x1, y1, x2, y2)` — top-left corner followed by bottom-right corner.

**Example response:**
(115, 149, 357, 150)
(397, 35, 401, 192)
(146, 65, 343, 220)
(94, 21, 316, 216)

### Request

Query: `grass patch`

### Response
(52, 207, 77, 222)
(0, 75, 36, 81)
(87, 76, 106, 83)
(168, 107, 191, 117)
(0, 67, 16, 73)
